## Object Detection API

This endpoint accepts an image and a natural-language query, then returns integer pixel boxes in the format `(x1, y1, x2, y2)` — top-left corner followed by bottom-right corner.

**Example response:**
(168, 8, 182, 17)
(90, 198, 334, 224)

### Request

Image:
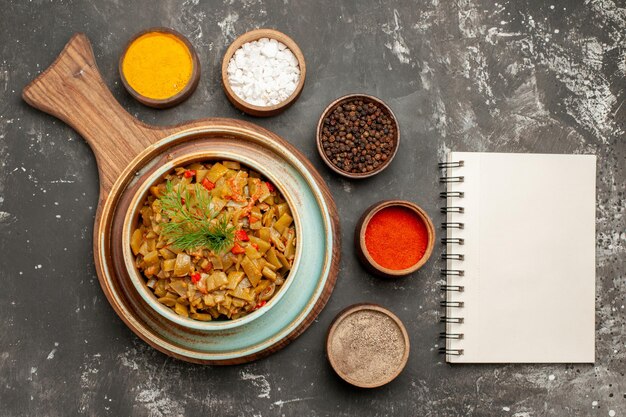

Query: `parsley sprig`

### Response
(159, 180, 234, 253)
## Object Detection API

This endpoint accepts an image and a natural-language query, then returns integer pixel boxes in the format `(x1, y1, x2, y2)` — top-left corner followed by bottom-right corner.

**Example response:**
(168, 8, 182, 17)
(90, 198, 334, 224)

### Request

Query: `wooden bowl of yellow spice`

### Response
(119, 28, 201, 109)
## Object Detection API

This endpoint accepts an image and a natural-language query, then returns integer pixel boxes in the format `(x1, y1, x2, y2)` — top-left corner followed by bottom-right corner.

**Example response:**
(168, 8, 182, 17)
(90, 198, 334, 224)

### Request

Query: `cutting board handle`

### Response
(22, 33, 174, 195)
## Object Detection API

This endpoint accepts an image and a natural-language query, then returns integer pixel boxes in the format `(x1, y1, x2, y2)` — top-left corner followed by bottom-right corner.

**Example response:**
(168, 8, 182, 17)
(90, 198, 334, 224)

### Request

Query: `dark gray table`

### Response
(1, 0, 625, 416)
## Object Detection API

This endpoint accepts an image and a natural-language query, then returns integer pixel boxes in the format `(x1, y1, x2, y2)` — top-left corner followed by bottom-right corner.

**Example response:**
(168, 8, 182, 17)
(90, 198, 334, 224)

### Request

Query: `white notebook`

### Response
(441, 152, 596, 363)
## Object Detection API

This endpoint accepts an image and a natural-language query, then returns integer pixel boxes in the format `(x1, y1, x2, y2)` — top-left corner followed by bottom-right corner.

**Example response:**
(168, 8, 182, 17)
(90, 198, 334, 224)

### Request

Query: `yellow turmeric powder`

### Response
(122, 32, 193, 100)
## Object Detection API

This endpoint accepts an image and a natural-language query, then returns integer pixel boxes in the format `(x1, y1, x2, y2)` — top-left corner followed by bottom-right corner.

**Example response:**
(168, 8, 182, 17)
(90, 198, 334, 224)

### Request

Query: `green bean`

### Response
(132, 161, 296, 320)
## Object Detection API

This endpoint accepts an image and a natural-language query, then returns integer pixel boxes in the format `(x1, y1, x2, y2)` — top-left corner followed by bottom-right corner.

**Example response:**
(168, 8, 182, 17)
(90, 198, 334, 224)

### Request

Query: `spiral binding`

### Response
(439, 332, 464, 339)
(438, 161, 464, 168)
(440, 316, 464, 323)
(441, 269, 464, 276)
(439, 159, 465, 356)
(441, 206, 464, 213)
(442, 253, 464, 261)
(440, 191, 464, 198)
(440, 301, 464, 307)
(440, 285, 464, 292)
(440, 176, 464, 183)
(438, 348, 464, 355)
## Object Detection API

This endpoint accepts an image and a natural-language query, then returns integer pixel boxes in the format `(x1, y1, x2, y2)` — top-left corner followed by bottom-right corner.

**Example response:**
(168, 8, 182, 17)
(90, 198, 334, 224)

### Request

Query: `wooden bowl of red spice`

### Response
(355, 200, 435, 278)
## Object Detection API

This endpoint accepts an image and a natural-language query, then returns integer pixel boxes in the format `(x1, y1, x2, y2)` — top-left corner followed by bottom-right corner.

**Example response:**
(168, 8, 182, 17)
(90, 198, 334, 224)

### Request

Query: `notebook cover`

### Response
(444, 152, 596, 363)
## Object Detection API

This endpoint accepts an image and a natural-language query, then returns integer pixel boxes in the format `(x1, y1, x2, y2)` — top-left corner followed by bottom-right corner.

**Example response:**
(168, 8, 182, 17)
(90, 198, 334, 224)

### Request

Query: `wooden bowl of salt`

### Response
(221, 28, 306, 117)
(326, 304, 410, 388)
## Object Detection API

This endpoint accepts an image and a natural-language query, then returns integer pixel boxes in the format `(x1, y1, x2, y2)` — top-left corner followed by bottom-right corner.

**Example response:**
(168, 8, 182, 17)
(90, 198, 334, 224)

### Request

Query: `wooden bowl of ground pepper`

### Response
(355, 200, 435, 278)
(316, 94, 399, 178)
(326, 303, 410, 388)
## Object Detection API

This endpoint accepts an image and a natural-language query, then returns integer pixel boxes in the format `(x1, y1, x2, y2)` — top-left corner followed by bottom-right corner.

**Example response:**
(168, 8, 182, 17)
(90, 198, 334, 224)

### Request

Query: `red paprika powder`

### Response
(364, 206, 428, 270)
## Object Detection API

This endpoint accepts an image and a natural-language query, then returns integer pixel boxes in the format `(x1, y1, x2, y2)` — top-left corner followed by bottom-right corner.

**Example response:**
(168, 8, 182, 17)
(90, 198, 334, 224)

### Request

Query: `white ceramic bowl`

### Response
(122, 152, 301, 331)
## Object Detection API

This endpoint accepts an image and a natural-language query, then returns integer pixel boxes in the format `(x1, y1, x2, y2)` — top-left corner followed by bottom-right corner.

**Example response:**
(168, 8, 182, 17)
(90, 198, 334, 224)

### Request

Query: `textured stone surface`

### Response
(0, 0, 625, 416)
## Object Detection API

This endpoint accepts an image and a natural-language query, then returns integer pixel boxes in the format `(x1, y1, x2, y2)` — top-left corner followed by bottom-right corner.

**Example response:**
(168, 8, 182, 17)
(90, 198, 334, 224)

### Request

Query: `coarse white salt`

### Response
(227, 37, 300, 107)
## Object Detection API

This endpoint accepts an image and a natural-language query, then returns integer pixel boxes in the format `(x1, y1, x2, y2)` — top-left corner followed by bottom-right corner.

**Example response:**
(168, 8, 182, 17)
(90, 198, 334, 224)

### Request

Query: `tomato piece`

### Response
(231, 243, 245, 255)
(235, 230, 250, 242)
(201, 178, 215, 191)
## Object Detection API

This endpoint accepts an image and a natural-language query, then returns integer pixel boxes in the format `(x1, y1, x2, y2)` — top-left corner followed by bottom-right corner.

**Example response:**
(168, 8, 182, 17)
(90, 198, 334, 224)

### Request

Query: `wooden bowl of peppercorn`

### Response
(316, 94, 400, 178)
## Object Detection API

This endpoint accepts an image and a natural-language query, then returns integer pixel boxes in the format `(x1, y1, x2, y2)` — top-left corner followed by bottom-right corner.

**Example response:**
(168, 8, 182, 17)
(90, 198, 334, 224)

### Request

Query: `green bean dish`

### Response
(130, 160, 296, 321)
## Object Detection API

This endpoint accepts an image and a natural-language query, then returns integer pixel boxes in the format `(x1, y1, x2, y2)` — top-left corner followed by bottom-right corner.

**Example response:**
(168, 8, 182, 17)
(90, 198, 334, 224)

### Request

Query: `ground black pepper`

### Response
(328, 309, 406, 386)
(320, 98, 396, 174)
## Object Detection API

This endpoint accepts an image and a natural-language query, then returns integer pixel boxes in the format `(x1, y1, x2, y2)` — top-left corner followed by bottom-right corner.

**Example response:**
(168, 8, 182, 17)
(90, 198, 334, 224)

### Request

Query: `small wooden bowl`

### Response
(221, 29, 306, 117)
(119, 27, 201, 109)
(316, 94, 400, 179)
(355, 200, 435, 278)
(326, 303, 410, 388)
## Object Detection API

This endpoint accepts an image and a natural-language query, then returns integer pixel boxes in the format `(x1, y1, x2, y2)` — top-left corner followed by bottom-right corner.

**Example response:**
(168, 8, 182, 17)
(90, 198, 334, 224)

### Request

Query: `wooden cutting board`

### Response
(22, 33, 341, 364)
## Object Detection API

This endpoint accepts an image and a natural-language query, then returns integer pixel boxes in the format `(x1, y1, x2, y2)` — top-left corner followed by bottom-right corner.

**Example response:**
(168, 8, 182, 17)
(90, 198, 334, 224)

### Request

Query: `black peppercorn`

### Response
(320, 98, 396, 175)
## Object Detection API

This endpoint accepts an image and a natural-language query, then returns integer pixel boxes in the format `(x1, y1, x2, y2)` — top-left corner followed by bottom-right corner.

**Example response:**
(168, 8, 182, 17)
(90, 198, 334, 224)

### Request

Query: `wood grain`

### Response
(21, 33, 340, 365)
(103, 131, 341, 364)
(22, 33, 177, 195)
